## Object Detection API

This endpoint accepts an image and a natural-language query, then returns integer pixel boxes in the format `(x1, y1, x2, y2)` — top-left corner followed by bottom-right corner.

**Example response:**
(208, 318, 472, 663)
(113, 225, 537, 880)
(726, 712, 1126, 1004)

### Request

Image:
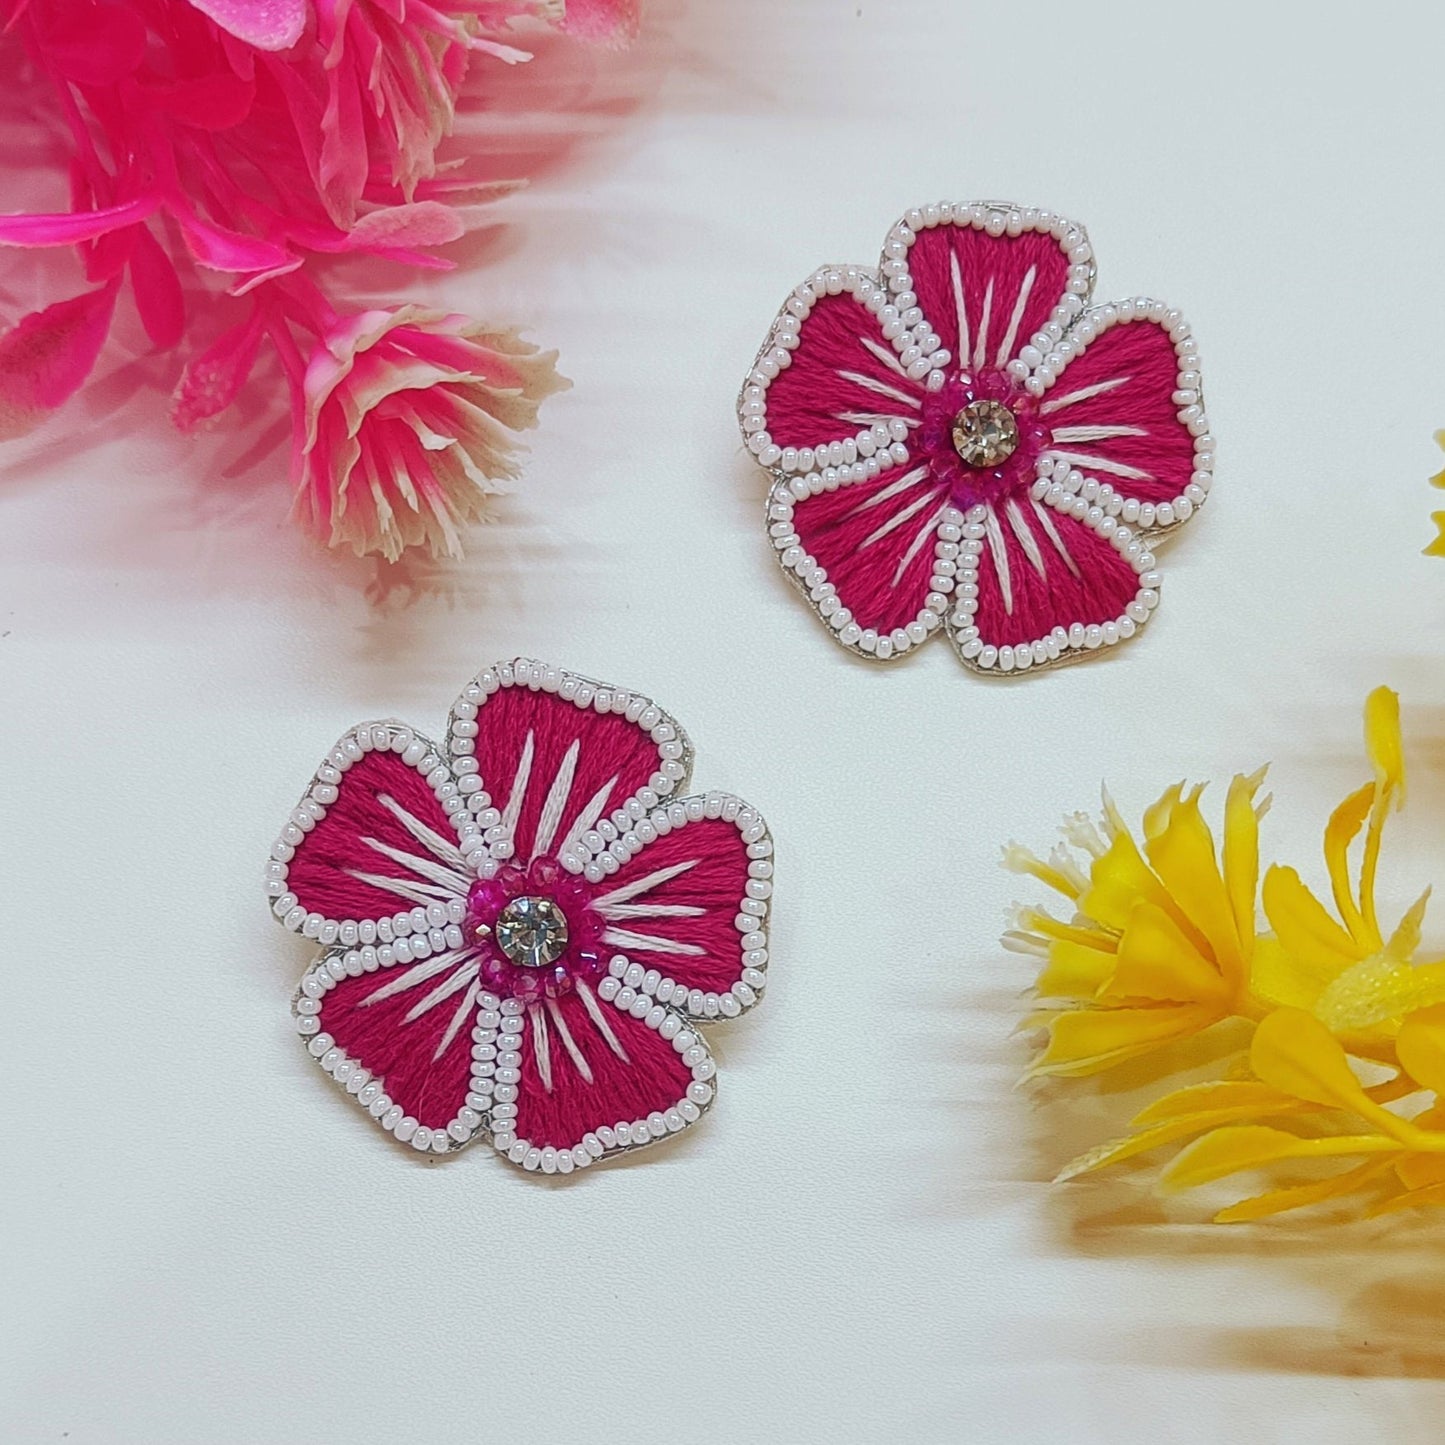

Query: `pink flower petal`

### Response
(509, 988, 704, 1158)
(128, 226, 186, 350)
(590, 811, 767, 1015)
(454, 673, 679, 864)
(759, 286, 925, 456)
(0, 198, 157, 248)
(0, 282, 119, 440)
(560, 0, 641, 47)
(278, 736, 467, 934)
(899, 220, 1074, 373)
(347, 202, 466, 250)
(186, 0, 306, 51)
(1041, 310, 1206, 512)
(171, 311, 263, 431)
(956, 501, 1150, 659)
(308, 963, 479, 1136)
(30, 0, 147, 85)
(782, 462, 949, 645)
(177, 212, 295, 274)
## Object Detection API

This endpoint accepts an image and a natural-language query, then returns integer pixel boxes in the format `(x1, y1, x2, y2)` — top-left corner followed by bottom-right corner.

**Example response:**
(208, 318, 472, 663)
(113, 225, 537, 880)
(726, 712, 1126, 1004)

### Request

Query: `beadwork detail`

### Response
(266, 659, 774, 1173)
(738, 200, 1213, 674)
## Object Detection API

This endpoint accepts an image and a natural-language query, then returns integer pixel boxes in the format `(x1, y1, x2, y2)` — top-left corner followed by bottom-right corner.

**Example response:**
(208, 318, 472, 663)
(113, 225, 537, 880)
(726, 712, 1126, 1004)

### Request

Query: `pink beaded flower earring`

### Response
(739, 201, 1213, 674)
(265, 658, 774, 1175)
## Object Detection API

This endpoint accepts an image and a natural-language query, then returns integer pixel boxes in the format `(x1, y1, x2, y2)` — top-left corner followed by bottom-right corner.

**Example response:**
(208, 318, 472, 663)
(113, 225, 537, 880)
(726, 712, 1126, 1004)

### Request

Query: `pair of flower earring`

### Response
(265, 201, 1212, 1176)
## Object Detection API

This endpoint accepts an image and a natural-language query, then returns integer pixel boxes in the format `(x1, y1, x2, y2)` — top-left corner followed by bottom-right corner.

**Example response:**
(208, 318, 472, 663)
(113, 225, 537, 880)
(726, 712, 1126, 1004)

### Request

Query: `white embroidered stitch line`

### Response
(590, 858, 699, 909)
(859, 489, 936, 552)
(547, 995, 594, 1084)
(1032, 500, 1081, 579)
(500, 729, 535, 840)
(891, 502, 949, 588)
(531, 738, 580, 860)
(971, 276, 994, 373)
(602, 926, 706, 958)
(982, 504, 1013, 615)
(836, 369, 921, 410)
(360, 835, 470, 895)
(576, 979, 630, 1062)
(1050, 425, 1148, 444)
(433, 979, 479, 1061)
(996, 265, 1036, 367)
(376, 792, 468, 870)
(1038, 376, 1131, 415)
(402, 959, 478, 1024)
(859, 334, 913, 379)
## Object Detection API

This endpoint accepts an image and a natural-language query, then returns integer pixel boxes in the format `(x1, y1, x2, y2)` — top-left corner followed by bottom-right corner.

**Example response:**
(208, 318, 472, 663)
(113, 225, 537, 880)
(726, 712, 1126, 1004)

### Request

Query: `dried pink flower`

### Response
(0, 0, 622, 562)
(294, 305, 568, 561)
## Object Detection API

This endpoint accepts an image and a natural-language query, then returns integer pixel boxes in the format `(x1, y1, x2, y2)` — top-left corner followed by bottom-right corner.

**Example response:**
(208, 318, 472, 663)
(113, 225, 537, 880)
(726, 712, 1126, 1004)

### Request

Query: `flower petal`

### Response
(443, 658, 691, 872)
(268, 721, 471, 942)
(1037, 307, 1209, 522)
(0, 197, 156, 248)
(1257, 864, 1362, 1008)
(949, 499, 1155, 672)
(488, 987, 714, 1171)
(1163, 1125, 1401, 1194)
(293, 946, 483, 1151)
(187, 0, 305, 50)
(1028, 1002, 1221, 1077)
(744, 267, 922, 473)
(1396, 1005, 1445, 1095)
(768, 464, 951, 656)
(584, 800, 771, 1020)
(1104, 901, 1231, 1005)
(0, 282, 119, 440)
(1213, 1159, 1397, 1221)
(890, 205, 1084, 375)
(1249, 1008, 1379, 1115)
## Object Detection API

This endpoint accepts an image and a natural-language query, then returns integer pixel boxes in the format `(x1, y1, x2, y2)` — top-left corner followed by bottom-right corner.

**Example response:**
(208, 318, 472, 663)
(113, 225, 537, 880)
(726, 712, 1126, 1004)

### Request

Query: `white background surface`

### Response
(6, 1, 1445, 1440)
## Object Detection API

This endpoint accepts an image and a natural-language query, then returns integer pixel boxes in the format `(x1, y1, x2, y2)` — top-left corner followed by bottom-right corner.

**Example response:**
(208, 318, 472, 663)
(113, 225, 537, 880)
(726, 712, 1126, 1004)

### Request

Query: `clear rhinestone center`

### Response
(952, 399, 1020, 467)
(494, 895, 570, 968)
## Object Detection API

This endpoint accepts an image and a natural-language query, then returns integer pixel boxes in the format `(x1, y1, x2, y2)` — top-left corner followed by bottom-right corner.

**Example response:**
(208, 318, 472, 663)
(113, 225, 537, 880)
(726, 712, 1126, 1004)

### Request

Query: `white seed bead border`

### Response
(739, 200, 1212, 674)
(266, 718, 469, 947)
(944, 500, 1162, 675)
(765, 474, 957, 663)
(442, 655, 696, 877)
(292, 950, 481, 1157)
(481, 983, 720, 1174)
(571, 791, 773, 1022)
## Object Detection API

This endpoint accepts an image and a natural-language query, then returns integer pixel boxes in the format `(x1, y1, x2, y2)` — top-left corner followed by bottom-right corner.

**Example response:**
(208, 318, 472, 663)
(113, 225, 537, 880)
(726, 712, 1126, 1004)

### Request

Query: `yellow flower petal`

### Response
(1223, 767, 1268, 969)
(1368, 1180, 1445, 1215)
(1163, 1124, 1403, 1193)
(1055, 1108, 1275, 1182)
(1394, 1151, 1445, 1191)
(1102, 901, 1230, 1005)
(1427, 512, 1445, 557)
(1249, 1007, 1378, 1113)
(1002, 844, 1080, 901)
(1143, 787, 1245, 988)
(1035, 939, 1118, 999)
(1028, 1003, 1221, 1078)
(1395, 1003, 1445, 1094)
(1131, 1079, 1297, 1126)
(1213, 1159, 1396, 1222)
(1323, 781, 1376, 950)
(1258, 864, 1363, 1006)
(1365, 686, 1403, 798)
(1082, 811, 1211, 959)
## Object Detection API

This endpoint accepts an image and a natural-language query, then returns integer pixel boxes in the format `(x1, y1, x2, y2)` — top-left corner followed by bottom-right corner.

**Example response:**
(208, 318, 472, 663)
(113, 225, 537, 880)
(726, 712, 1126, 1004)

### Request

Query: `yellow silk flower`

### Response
(1008, 687, 1445, 1221)
(1428, 429, 1445, 557)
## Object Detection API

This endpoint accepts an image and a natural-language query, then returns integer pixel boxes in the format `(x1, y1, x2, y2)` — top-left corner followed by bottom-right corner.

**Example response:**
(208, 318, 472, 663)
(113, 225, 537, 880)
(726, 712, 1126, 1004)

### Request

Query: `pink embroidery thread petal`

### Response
(971, 505, 1141, 649)
(466, 685, 668, 862)
(511, 990, 696, 1151)
(904, 225, 1072, 374)
(596, 816, 754, 995)
(763, 291, 923, 451)
(1043, 318, 1198, 505)
(285, 747, 461, 924)
(790, 464, 948, 635)
(316, 968, 476, 1132)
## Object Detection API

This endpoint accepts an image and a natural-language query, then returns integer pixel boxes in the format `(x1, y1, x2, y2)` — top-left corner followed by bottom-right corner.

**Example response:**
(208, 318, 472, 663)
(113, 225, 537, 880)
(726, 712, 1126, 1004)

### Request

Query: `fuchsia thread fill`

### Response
(286, 748, 458, 922)
(789, 465, 948, 635)
(763, 291, 924, 448)
(1038, 318, 1197, 503)
(512, 990, 694, 1151)
(971, 507, 1143, 648)
(318, 968, 476, 1130)
(471, 684, 664, 859)
(905, 225, 1070, 372)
